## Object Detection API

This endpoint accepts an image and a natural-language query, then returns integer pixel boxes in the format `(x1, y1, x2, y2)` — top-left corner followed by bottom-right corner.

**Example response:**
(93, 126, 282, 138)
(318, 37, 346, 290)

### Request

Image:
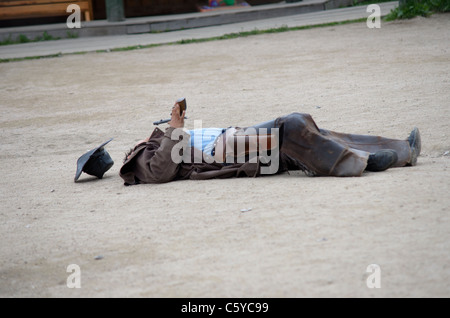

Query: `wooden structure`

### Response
(0, 0, 282, 23)
(0, 0, 94, 21)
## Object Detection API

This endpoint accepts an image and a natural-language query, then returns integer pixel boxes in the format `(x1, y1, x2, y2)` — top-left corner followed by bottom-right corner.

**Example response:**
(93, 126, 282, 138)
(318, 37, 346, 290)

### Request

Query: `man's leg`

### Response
(319, 127, 419, 167)
(275, 113, 415, 177)
(275, 113, 369, 176)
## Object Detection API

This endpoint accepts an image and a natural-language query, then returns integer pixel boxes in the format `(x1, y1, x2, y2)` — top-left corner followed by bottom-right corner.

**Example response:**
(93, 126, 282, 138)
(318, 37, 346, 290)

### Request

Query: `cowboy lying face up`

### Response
(119, 99, 421, 185)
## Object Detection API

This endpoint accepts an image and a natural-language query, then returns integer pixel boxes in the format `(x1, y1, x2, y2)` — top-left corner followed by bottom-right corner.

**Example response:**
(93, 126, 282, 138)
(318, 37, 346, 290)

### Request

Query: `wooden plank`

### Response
(0, 2, 90, 20)
(0, 0, 79, 7)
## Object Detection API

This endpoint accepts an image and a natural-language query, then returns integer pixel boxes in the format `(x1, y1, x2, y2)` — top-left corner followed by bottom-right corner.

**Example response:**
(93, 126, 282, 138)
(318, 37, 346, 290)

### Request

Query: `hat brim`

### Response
(74, 138, 113, 182)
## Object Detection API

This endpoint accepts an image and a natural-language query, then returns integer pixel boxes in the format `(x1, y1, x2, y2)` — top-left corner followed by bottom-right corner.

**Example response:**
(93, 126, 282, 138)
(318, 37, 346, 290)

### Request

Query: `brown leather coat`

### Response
(119, 126, 285, 185)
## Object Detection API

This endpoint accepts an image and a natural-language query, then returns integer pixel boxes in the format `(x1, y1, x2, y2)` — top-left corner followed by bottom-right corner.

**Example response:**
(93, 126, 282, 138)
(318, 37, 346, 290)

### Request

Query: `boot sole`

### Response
(408, 127, 421, 166)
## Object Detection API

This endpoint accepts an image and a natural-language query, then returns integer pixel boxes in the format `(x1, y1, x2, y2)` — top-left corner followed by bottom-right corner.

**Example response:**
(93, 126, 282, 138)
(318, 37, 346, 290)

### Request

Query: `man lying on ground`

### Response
(119, 99, 421, 185)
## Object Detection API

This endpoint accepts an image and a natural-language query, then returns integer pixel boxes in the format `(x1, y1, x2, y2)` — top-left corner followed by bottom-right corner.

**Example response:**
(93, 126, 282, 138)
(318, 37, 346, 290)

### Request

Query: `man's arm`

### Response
(141, 102, 188, 183)
(168, 102, 186, 129)
(120, 102, 189, 184)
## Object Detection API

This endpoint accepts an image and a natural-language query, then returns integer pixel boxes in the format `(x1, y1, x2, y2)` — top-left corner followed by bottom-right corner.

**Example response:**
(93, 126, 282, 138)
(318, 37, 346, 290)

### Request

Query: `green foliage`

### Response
(386, 0, 450, 20)
(34, 31, 60, 42)
(0, 31, 61, 46)
(66, 31, 79, 39)
(18, 34, 31, 43)
(0, 35, 14, 46)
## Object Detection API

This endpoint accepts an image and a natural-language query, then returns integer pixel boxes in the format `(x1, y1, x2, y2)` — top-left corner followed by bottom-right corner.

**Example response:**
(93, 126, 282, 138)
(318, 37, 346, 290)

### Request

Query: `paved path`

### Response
(0, 2, 398, 60)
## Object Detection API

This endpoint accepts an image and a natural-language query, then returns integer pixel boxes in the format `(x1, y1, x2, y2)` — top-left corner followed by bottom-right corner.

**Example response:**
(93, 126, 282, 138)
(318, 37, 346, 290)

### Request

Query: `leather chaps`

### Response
(247, 113, 412, 177)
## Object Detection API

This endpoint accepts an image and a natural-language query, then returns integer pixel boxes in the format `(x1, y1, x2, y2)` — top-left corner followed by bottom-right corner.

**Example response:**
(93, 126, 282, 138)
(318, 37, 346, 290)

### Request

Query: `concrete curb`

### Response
(0, 1, 399, 60)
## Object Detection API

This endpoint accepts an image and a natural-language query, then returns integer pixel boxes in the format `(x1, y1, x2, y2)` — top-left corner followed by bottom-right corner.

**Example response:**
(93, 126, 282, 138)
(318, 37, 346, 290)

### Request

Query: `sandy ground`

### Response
(0, 13, 449, 298)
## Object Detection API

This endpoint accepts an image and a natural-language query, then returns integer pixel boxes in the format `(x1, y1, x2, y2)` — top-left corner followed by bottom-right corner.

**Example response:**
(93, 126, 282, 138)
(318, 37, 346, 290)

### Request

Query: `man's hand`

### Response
(169, 102, 185, 128)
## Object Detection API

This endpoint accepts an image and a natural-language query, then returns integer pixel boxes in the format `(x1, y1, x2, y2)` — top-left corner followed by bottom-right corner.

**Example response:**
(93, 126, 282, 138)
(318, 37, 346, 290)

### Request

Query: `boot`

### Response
(366, 149, 398, 172)
(407, 127, 421, 166)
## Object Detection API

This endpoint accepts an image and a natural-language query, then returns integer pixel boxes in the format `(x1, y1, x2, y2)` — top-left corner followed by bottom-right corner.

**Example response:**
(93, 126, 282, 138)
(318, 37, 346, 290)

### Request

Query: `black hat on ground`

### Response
(74, 138, 114, 182)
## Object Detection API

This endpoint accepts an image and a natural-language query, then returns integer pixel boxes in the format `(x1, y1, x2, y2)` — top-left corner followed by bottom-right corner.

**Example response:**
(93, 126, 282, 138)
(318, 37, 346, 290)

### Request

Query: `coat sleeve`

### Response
(136, 127, 190, 183)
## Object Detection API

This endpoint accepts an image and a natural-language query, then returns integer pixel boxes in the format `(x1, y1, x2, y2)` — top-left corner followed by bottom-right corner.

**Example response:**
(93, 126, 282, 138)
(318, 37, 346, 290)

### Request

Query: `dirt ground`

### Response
(0, 13, 449, 298)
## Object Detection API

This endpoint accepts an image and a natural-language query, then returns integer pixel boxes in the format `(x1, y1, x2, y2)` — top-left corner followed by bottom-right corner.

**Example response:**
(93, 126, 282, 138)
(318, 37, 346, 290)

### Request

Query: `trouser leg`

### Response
(276, 113, 370, 177)
(245, 113, 412, 176)
(318, 129, 412, 167)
